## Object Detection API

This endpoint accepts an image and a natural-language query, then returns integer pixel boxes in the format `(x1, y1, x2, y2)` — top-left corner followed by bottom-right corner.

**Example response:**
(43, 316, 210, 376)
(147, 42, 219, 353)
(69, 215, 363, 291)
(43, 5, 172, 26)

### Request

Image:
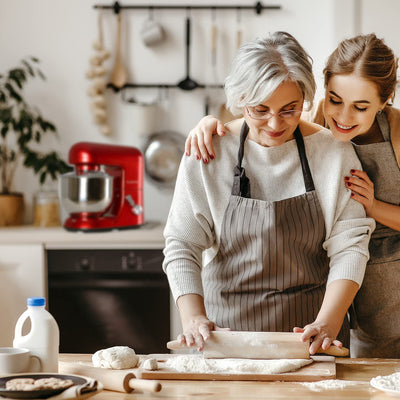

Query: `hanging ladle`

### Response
(110, 12, 128, 89)
(177, 16, 199, 91)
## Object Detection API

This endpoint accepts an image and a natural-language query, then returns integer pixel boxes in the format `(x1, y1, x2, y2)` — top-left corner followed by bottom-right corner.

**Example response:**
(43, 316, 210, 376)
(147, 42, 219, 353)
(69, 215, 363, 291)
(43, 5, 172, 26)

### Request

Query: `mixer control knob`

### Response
(132, 204, 143, 215)
(125, 195, 143, 215)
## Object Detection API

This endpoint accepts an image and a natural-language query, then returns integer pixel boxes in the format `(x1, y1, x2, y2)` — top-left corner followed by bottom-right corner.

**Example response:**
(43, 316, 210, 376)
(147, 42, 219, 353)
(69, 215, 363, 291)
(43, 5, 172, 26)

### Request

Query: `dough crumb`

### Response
(142, 358, 158, 371)
(92, 346, 139, 369)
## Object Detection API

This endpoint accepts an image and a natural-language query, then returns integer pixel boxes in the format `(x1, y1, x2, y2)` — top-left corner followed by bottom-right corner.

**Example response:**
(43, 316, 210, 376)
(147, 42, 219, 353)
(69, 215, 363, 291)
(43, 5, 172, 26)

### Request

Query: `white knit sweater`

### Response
(163, 124, 375, 303)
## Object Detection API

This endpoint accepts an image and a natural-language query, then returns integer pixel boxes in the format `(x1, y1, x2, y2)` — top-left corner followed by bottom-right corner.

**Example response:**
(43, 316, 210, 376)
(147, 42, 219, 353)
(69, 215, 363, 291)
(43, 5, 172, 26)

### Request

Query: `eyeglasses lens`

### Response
(246, 107, 302, 120)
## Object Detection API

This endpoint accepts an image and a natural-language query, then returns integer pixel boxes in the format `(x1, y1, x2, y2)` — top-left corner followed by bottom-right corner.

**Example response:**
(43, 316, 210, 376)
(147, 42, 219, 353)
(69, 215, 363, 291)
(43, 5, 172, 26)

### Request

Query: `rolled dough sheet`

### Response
(164, 354, 313, 375)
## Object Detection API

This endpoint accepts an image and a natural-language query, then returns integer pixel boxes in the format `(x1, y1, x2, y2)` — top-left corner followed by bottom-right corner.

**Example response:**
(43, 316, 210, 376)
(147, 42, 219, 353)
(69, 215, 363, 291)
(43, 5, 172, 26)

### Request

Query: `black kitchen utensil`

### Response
(177, 17, 199, 91)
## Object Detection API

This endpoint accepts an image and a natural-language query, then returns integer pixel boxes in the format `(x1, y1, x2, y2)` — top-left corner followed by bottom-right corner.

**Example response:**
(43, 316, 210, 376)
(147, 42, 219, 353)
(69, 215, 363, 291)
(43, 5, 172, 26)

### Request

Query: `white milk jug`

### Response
(13, 297, 59, 372)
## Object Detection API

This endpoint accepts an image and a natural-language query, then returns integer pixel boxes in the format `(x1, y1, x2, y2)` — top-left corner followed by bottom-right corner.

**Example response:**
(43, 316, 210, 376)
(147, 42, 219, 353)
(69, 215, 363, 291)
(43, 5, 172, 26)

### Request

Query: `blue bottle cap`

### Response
(27, 297, 46, 306)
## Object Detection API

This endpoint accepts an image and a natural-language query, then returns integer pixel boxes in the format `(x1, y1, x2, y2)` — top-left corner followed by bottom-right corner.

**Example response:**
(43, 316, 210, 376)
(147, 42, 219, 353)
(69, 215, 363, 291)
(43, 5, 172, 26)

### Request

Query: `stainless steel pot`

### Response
(59, 170, 113, 214)
(143, 131, 185, 188)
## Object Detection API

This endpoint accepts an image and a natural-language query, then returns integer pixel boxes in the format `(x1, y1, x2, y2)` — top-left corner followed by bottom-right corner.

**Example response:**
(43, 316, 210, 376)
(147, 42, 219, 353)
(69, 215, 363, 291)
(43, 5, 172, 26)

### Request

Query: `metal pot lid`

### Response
(143, 131, 185, 188)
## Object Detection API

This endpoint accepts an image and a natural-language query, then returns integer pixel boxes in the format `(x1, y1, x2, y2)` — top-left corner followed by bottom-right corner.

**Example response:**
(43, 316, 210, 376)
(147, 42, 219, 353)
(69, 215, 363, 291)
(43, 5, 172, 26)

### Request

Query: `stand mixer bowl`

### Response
(59, 170, 113, 214)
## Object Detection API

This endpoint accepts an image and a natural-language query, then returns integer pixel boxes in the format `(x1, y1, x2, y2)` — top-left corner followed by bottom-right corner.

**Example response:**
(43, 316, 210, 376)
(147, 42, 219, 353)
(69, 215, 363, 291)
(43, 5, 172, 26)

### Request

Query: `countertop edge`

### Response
(0, 222, 165, 247)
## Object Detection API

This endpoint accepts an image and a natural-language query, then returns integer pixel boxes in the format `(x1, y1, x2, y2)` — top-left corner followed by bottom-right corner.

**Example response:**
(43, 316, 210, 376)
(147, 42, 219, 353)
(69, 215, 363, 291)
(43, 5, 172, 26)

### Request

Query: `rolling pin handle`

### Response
(127, 377, 162, 393)
(167, 340, 185, 350)
(317, 345, 349, 357)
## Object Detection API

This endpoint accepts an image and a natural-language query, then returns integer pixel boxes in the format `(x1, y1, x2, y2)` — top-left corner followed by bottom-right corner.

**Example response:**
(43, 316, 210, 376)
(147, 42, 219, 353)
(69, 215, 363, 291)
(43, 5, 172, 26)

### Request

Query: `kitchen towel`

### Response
(51, 378, 102, 400)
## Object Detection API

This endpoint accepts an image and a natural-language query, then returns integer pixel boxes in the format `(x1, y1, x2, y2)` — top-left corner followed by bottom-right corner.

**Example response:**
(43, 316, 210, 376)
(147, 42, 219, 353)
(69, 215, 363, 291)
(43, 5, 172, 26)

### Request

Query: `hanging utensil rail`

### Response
(110, 83, 223, 90)
(94, 2, 281, 15)
(94, 1, 282, 93)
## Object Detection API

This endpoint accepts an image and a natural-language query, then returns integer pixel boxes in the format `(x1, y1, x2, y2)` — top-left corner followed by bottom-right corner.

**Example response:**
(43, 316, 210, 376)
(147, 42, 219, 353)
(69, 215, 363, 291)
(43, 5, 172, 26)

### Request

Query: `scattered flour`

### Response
(301, 380, 365, 391)
(370, 372, 400, 392)
(164, 354, 312, 375)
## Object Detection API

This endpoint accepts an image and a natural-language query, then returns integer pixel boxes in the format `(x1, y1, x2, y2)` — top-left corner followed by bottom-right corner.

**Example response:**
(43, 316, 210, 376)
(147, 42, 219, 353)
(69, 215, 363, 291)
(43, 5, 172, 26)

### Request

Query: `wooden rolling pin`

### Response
(167, 331, 349, 359)
(59, 361, 161, 393)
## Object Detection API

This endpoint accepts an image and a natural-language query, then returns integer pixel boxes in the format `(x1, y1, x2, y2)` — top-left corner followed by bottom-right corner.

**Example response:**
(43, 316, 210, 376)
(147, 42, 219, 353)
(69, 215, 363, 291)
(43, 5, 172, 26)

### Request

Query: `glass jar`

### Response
(33, 190, 61, 227)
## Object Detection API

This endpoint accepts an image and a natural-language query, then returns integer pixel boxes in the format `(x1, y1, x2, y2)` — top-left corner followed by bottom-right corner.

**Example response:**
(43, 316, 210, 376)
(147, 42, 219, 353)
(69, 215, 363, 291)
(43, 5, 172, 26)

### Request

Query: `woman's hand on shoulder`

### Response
(345, 169, 375, 214)
(185, 115, 226, 163)
(346, 168, 400, 230)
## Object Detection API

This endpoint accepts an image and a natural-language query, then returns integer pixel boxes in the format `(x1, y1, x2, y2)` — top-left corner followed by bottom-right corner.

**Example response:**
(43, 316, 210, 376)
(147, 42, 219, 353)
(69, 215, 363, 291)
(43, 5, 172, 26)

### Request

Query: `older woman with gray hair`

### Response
(163, 31, 374, 355)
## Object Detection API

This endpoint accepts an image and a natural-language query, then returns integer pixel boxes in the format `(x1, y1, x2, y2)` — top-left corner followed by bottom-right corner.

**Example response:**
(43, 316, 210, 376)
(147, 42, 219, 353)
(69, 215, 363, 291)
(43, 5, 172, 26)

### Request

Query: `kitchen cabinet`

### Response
(0, 244, 45, 346)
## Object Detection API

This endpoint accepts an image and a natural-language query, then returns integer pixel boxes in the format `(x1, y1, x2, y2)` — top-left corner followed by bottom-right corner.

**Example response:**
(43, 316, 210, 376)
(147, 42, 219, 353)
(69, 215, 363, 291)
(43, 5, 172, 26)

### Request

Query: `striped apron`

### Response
(202, 122, 348, 340)
(350, 112, 400, 358)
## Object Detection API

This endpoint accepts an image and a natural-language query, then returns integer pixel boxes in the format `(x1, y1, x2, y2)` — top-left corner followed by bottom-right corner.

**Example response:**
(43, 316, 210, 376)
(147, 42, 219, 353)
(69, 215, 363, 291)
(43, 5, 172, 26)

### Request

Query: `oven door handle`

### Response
(49, 279, 169, 289)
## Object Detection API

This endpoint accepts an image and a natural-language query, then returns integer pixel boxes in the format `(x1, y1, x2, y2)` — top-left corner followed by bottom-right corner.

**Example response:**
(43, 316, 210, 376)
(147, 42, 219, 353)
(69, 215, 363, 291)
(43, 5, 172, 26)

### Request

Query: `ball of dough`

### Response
(92, 346, 139, 369)
(141, 358, 158, 371)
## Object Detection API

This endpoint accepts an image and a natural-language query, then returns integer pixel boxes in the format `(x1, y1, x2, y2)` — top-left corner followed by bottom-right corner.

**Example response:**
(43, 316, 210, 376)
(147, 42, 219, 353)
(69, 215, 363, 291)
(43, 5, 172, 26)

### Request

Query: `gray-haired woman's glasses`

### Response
(246, 107, 302, 120)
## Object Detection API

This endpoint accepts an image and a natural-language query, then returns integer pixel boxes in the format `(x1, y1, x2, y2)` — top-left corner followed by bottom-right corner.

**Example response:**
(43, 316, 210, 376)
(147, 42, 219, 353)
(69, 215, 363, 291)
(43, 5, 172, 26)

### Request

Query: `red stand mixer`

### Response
(59, 142, 144, 231)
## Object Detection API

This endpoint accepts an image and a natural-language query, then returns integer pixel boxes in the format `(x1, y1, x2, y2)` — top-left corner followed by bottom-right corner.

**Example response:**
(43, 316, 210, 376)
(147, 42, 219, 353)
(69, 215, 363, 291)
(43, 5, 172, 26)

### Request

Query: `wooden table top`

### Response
(59, 354, 400, 399)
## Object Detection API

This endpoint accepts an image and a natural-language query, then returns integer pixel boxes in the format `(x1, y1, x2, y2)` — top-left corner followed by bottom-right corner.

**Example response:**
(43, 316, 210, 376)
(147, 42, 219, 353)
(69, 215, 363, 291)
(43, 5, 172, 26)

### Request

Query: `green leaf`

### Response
(37, 69, 46, 81)
(40, 171, 46, 184)
(0, 125, 9, 138)
(20, 108, 33, 127)
(0, 107, 12, 123)
(21, 60, 34, 77)
(9, 68, 27, 89)
(45, 121, 56, 132)
(4, 82, 22, 103)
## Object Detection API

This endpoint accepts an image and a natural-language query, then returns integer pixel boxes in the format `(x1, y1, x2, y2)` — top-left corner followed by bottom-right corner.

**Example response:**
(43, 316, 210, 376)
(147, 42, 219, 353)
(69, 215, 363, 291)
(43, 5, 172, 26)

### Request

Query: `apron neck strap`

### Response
(232, 122, 251, 197)
(293, 126, 315, 192)
(232, 122, 315, 197)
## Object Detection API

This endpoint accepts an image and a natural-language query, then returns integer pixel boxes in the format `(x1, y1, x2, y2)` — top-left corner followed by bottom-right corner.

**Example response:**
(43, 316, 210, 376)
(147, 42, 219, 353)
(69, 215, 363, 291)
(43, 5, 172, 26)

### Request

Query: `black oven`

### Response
(47, 248, 170, 354)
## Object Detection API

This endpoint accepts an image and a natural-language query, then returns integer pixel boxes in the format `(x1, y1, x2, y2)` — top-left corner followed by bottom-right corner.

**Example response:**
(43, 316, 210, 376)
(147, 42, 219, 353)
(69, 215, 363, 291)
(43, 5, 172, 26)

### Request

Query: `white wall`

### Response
(0, 0, 388, 224)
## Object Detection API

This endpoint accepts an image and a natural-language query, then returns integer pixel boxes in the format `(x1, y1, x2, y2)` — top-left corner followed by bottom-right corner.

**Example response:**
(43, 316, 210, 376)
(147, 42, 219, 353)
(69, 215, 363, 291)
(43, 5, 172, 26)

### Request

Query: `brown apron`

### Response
(350, 112, 400, 357)
(202, 122, 349, 343)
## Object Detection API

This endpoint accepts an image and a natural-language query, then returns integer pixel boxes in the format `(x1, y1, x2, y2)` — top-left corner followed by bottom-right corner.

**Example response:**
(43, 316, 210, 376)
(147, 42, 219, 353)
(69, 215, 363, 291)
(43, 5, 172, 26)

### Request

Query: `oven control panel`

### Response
(46, 249, 164, 274)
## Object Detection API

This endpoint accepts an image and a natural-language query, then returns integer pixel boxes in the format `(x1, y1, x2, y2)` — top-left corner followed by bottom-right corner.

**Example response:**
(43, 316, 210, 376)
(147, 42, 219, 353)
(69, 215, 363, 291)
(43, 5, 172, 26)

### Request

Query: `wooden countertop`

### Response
(59, 354, 400, 399)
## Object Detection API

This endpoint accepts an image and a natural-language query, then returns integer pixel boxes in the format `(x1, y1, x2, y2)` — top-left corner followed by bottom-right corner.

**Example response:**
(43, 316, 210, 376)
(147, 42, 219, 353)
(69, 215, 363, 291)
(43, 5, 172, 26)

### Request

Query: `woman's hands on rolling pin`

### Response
(185, 115, 225, 163)
(294, 279, 358, 355)
(177, 293, 230, 351)
(178, 317, 229, 352)
(293, 323, 343, 355)
(345, 169, 375, 215)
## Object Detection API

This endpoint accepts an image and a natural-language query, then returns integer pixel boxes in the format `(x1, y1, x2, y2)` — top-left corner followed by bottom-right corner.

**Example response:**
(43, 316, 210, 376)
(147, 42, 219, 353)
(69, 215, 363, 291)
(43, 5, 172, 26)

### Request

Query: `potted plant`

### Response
(0, 57, 71, 226)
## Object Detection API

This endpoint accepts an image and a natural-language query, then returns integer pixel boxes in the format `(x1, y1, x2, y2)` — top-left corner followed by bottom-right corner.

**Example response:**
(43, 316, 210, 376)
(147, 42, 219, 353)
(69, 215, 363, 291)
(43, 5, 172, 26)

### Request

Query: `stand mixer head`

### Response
(59, 142, 144, 231)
